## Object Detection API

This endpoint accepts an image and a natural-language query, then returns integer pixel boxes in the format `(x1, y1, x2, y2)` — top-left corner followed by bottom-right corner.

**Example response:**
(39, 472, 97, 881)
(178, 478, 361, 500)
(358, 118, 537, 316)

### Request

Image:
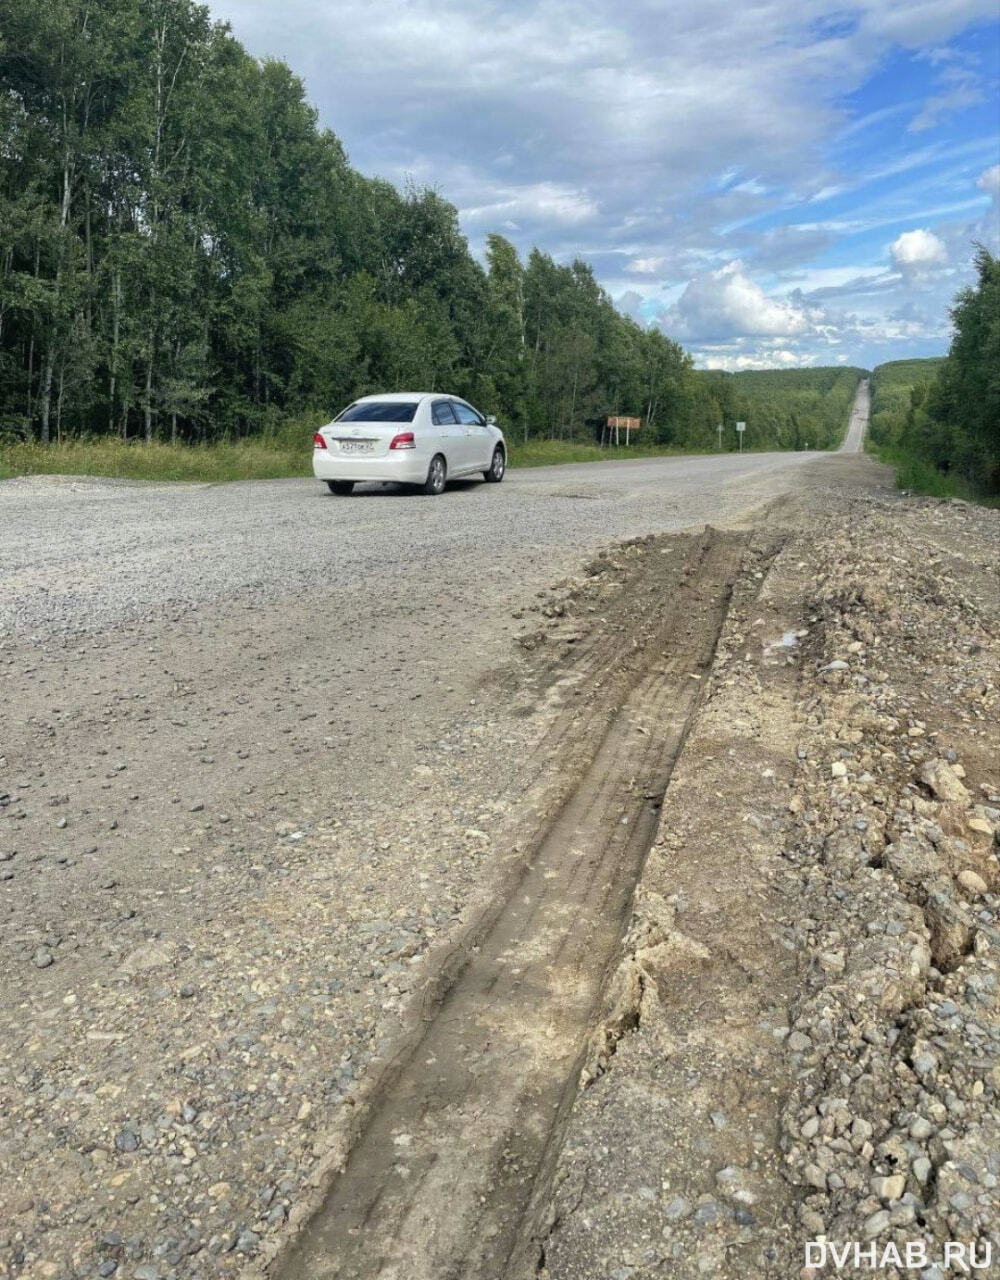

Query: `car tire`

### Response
(483, 446, 505, 483)
(419, 454, 447, 496)
(327, 481, 354, 495)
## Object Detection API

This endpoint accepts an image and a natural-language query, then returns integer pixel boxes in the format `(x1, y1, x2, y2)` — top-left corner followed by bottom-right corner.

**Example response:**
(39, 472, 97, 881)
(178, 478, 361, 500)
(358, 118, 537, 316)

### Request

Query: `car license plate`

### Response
(340, 440, 374, 454)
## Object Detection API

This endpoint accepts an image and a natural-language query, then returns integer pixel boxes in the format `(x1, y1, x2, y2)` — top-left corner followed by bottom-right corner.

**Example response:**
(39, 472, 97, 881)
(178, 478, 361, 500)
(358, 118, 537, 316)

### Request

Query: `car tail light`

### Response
(313, 432, 327, 450)
(389, 432, 415, 450)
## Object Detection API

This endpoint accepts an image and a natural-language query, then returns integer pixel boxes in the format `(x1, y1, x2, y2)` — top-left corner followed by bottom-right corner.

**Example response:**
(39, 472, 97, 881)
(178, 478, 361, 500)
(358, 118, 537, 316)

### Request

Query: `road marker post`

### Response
(736, 421, 746, 454)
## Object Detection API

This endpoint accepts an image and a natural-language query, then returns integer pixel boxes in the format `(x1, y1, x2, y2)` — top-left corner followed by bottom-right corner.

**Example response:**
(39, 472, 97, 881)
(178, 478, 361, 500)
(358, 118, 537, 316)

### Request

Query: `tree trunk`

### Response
(39, 344, 55, 445)
(144, 344, 154, 444)
(56, 359, 66, 443)
(109, 269, 121, 435)
(26, 332, 35, 424)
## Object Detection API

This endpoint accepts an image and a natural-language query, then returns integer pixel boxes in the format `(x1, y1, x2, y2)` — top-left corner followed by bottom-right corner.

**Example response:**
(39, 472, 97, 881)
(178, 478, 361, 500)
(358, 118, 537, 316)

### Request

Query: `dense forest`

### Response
(0, 0, 866, 454)
(869, 359, 945, 444)
(869, 248, 999, 495)
(0, 0, 705, 448)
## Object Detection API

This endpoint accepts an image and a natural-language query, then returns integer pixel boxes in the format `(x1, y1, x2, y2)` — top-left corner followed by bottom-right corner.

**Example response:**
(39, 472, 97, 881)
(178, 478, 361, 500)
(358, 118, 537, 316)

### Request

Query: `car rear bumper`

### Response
(312, 451, 428, 485)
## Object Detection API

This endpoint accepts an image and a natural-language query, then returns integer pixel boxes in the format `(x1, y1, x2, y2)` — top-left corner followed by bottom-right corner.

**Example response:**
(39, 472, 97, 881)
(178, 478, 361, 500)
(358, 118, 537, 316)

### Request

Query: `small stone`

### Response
(862, 1209, 890, 1238)
(788, 1031, 812, 1052)
(831, 761, 848, 778)
(114, 1130, 139, 1153)
(664, 1197, 691, 1221)
(98, 1264, 118, 1278)
(235, 1230, 259, 1255)
(872, 1174, 906, 1202)
(912, 1157, 932, 1184)
(133, 1267, 158, 1280)
(715, 1166, 755, 1205)
(957, 869, 988, 897)
(913, 1051, 937, 1078)
(33, 948, 54, 969)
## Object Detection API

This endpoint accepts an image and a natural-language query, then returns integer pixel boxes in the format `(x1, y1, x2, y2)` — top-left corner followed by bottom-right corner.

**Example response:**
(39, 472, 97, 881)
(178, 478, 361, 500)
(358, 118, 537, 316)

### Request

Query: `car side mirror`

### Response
(485, 415, 497, 426)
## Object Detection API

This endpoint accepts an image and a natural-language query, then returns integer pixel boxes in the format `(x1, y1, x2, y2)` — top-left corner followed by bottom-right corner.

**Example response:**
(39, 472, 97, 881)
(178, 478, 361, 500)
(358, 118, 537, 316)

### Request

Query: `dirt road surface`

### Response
(2, 410, 997, 1280)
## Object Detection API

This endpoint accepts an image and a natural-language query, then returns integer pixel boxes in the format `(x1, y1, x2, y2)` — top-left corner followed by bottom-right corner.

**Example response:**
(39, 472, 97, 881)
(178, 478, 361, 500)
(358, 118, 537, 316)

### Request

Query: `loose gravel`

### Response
(0, 452, 822, 1280)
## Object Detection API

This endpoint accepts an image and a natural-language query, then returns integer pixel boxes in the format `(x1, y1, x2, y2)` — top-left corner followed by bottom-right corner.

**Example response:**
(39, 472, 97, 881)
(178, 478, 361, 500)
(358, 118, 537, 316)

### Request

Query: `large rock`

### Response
(883, 834, 944, 886)
(922, 885, 974, 969)
(919, 759, 971, 805)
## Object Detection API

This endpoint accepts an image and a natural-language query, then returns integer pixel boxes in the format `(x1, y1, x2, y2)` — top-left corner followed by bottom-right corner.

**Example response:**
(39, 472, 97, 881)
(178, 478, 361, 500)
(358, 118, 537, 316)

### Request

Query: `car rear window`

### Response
(336, 401, 418, 423)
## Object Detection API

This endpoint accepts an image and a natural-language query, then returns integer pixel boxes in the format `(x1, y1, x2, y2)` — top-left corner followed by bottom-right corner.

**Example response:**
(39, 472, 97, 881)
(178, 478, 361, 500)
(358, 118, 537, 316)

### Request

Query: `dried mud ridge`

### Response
(274, 527, 776, 1280)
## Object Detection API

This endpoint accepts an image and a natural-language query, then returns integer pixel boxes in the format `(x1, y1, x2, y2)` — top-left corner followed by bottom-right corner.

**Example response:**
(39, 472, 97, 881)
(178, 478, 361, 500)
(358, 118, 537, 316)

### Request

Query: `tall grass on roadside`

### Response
(507, 439, 700, 468)
(868, 443, 1000, 507)
(0, 435, 312, 483)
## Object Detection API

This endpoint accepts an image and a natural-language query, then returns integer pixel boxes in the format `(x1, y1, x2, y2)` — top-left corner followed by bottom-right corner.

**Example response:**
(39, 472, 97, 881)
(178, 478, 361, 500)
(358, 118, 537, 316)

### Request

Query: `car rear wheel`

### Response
(419, 454, 446, 496)
(327, 480, 354, 495)
(484, 446, 505, 483)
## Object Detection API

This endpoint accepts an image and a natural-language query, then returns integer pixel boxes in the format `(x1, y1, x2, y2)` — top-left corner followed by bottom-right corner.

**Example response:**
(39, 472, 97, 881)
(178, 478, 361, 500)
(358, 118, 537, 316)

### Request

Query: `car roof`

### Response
(353, 391, 466, 402)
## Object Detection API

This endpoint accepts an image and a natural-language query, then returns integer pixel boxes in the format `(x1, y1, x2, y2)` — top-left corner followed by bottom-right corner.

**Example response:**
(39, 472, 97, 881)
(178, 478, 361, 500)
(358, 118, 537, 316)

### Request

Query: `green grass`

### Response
(0, 436, 310, 483)
(507, 438, 700, 467)
(868, 443, 1000, 506)
(0, 432, 741, 483)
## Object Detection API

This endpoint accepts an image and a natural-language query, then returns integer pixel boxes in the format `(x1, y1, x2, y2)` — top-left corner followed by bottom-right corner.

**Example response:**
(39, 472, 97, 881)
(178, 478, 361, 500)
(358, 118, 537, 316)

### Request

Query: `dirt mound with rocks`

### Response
(538, 490, 999, 1280)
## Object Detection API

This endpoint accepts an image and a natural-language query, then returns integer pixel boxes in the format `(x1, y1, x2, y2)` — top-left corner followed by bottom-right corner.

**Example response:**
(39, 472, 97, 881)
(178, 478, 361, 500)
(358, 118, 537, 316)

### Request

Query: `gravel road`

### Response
(0, 450, 823, 639)
(0, 443, 851, 1280)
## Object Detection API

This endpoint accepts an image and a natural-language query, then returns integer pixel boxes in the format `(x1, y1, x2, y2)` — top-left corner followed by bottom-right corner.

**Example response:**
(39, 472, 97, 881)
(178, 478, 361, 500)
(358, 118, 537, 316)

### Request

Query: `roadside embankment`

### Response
(537, 488, 999, 1279)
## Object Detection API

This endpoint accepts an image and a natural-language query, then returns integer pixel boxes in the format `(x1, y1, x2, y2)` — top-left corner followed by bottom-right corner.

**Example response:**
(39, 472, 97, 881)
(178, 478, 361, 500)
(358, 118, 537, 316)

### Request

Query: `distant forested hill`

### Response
(693, 367, 866, 451)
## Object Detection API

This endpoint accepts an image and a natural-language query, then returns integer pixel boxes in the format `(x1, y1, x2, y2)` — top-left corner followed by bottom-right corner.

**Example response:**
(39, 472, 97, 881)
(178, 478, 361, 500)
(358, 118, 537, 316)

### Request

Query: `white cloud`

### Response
(625, 256, 669, 275)
(460, 182, 598, 227)
(666, 261, 810, 340)
(210, 0, 997, 367)
(690, 345, 818, 371)
(977, 164, 1000, 197)
(889, 228, 948, 273)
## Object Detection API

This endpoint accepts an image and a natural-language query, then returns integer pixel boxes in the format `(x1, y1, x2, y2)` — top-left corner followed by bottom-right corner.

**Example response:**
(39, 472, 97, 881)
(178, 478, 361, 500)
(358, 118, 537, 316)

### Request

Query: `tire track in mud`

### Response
(275, 528, 755, 1280)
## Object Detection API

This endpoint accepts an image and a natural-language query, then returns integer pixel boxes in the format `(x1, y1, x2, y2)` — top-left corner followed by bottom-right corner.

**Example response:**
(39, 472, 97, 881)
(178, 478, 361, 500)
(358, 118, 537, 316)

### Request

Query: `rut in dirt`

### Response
(276, 528, 751, 1280)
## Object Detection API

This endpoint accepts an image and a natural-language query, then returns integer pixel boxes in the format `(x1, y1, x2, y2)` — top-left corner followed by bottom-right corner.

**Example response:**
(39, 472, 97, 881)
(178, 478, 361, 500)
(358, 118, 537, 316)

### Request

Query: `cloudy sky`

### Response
(211, 0, 999, 370)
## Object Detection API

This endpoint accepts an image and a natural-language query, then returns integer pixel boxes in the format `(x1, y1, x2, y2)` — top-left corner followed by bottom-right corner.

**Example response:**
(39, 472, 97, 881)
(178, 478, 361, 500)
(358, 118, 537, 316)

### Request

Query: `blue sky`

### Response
(211, 0, 999, 370)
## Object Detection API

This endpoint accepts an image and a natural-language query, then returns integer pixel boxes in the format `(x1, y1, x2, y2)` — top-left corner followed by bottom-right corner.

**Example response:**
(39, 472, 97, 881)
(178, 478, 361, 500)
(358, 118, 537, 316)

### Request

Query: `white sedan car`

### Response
(312, 392, 507, 496)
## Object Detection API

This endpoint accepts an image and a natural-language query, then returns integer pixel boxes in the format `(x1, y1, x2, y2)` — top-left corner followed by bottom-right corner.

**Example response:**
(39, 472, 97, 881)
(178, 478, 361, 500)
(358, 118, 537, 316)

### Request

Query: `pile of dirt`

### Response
(537, 490, 999, 1280)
